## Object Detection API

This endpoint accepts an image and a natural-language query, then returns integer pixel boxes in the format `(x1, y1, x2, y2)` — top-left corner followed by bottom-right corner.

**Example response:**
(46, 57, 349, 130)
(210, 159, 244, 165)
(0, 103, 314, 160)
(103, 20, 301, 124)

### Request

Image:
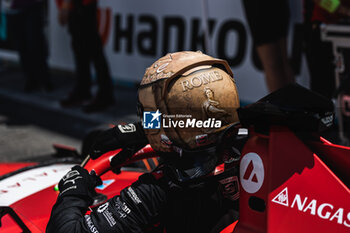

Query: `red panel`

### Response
(307, 138, 350, 186)
(235, 133, 269, 233)
(0, 163, 37, 176)
(221, 220, 238, 233)
(1, 215, 23, 233)
(1, 211, 42, 233)
(267, 127, 350, 233)
(234, 126, 350, 233)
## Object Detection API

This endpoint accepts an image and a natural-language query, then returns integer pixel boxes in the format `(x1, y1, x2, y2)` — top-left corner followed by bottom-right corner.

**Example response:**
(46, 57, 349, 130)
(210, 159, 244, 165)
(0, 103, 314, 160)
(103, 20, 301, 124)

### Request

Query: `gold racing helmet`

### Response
(137, 51, 240, 153)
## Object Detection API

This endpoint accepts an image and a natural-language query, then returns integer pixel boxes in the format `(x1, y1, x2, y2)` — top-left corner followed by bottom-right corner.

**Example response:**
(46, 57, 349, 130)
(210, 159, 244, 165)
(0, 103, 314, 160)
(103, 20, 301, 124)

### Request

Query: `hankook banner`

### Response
(0, 0, 309, 103)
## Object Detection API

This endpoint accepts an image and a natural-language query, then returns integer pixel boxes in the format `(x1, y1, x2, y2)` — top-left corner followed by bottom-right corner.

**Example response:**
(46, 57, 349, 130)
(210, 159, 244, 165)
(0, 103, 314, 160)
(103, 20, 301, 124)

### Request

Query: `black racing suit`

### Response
(46, 165, 239, 233)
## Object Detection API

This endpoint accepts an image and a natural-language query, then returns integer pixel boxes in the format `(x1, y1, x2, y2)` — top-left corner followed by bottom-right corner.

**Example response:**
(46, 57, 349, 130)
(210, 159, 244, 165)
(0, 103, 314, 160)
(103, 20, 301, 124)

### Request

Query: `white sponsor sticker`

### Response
(240, 152, 264, 194)
(0, 164, 74, 206)
(97, 202, 109, 213)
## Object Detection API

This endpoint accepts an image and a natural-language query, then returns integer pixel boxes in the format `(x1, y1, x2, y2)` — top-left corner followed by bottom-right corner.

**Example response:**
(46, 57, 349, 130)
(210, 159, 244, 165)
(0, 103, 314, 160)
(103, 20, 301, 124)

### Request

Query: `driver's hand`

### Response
(89, 123, 148, 160)
(89, 127, 123, 160)
(58, 166, 102, 202)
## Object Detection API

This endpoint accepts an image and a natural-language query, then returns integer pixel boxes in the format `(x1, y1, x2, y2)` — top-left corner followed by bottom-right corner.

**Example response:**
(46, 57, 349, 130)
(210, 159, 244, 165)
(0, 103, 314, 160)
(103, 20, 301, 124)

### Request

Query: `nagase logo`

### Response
(271, 187, 350, 228)
(142, 110, 222, 129)
(272, 187, 289, 207)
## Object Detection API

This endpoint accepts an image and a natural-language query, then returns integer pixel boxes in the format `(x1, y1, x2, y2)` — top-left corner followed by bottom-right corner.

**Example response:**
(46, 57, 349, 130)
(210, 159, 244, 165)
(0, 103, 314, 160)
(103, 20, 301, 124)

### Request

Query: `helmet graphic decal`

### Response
(202, 87, 230, 122)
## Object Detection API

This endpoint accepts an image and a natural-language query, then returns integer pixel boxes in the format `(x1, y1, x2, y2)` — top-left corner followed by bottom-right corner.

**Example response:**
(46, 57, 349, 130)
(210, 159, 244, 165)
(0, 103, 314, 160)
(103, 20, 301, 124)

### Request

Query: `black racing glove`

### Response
(89, 122, 148, 160)
(58, 166, 102, 203)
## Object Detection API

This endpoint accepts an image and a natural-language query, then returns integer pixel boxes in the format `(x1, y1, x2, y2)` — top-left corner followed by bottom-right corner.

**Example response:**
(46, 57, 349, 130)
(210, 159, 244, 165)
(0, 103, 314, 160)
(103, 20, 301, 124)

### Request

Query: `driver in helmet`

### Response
(46, 51, 244, 233)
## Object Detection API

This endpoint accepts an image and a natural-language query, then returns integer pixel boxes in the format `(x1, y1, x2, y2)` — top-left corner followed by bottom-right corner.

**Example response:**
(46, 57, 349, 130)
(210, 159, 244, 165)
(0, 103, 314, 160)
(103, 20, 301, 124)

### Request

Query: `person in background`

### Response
(6, 0, 52, 92)
(46, 51, 241, 233)
(242, 0, 295, 93)
(57, 0, 114, 113)
(304, 0, 350, 100)
(304, 0, 350, 139)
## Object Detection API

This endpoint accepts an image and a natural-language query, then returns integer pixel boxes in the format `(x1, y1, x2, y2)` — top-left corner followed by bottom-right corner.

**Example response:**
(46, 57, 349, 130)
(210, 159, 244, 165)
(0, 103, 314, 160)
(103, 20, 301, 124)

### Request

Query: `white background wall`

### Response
(1, 0, 310, 103)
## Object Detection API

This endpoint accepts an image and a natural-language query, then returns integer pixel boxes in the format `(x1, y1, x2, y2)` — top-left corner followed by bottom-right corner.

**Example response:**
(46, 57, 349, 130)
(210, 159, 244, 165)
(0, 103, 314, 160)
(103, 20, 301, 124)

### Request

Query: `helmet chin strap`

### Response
(174, 151, 218, 182)
(160, 123, 247, 184)
(160, 144, 221, 182)
(162, 147, 238, 187)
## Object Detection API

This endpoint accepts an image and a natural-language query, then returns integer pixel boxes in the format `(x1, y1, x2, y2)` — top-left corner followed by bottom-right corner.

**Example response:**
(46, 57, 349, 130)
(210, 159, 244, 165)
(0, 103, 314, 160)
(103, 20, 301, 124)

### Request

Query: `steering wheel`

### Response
(82, 144, 158, 176)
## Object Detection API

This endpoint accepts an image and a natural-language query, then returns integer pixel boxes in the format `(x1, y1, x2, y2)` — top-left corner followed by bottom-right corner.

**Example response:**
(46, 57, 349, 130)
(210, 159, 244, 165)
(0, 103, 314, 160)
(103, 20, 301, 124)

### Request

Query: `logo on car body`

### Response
(240, 152, 265, 194)
(271, 187, 350, 228)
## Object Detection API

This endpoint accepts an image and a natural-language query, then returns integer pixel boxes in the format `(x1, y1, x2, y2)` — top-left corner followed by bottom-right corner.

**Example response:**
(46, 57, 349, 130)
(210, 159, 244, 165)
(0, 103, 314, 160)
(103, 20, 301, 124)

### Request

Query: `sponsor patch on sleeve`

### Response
(118, 124, 137, 133)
